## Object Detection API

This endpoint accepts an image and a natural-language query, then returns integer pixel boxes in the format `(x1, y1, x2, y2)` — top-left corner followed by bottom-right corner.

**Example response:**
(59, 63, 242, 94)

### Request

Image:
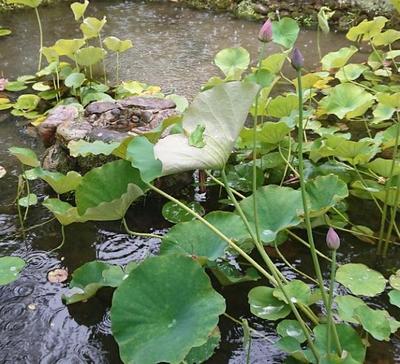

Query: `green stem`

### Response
(122, 217, 163, 239)
(98, 33, 107, 84)
(16, 176, 25, 237)
(205, 170, 246, 199)
(34, 7, 43, 72)
(327, 249, 337, 355)
(50, 224, 66, 252)
(296, 69, 342, 355)
(317, 26, 322, 63)
(116, 52, 120, 84)
(23, 217, 56, 232)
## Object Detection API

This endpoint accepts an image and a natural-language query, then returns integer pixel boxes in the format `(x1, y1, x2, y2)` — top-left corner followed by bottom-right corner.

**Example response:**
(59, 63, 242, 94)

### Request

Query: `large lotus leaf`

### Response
(258, 121, 291, 144)
(321, 46, 357, 70)
(153, 82, 259, 176)
(266, 94, 298, 118)
(373, 29, 400, 46)
(14, 94, 40, 111)
(346, 16, 388, 42)
(80, 16, 107, 39)
(335, 295, 367, 324)
(336, 263, 386, 297)
(273, 280, 311, 305)
(335, 64, 368, 82)
(160, 211, 251, 261)
(6, 0, 41, 7)
(76, 46, 107, 67)
(305, 174, 348, 216)
(103, 36, 133, 53)
(313, 324, 366, 364)
(272, 17, 299, 49)
(70, 0, 89, 21)
(248, 286, 291, 320)
(354, 305, 395, 341)
(125, 136, 162, 183)
(184, 327, 221, 364)
(68, 140, 121, 157)
(111, 254, 225, 364)
(9, 147, 40, 167)
(53, 39, 85, 59)
(319, 84, 374, 119)
(376, 92, 400, 109)
(63, 261, 125, 304)
(372, 103, 395, 123)
(27, 168, 82, 194)
(42, 198, 87, 225)
(367, 158, 400, 177)
(239, 185, 302, 244)
(0, 256, 25, 285)
(209, 261, 260, 286)
(75, 160, 147, 218)
(214, 47, 250, 78)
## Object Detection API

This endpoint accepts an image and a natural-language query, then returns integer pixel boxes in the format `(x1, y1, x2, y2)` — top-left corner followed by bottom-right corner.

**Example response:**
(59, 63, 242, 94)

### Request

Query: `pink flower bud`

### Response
(258, 19, 273, 43)
(326, 227, 340, 250)
(291, 48, 304, 70)
(0, 78, 8, 92)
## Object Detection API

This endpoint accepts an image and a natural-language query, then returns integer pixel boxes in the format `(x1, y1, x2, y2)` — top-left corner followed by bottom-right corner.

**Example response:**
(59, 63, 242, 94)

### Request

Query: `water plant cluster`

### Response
(2, 1, 400, 363)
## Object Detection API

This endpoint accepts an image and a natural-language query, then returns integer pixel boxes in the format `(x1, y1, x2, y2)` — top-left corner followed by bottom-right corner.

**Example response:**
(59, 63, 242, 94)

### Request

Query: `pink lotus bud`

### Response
(326, 227, 340, 250)
(291, 48, 304, 70)
(258, 19, 273, 43)
(0, 78, 8, 92)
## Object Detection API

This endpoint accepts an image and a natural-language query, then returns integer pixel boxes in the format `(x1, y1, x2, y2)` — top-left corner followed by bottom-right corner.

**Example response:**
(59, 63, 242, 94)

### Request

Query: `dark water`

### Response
(0, 1, 399, 363)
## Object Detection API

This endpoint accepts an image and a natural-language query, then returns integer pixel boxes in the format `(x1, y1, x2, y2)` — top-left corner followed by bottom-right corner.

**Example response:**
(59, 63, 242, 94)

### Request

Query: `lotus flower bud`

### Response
(326, 227, 340, 250)
(291, 48, 304, 70)
(258, 19, 273, 43)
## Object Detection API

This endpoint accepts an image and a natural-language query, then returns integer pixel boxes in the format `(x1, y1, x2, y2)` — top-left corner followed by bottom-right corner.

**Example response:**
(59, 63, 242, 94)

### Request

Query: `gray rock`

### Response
(118, 96, 176, 110)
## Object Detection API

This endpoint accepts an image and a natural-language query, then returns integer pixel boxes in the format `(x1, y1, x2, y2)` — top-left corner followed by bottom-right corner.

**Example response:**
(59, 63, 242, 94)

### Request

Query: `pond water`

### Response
(0, 1, 399, 363)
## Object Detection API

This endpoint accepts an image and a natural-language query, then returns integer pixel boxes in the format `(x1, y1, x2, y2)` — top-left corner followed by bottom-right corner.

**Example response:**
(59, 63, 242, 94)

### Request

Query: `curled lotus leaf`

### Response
(103, 36, 133, 53)
(346, 16, 388, 42)
(70, 0, 89, 21)
(80, 16, 107, 39)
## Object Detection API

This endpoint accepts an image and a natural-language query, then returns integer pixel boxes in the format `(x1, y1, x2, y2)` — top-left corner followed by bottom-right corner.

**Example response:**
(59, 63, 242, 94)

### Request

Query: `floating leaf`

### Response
(9, 147, 40, 167)
(248, 286, 291, 320)
(184, 327, 221, 364)
(209, 262, 259, 286)
(214, 47, 250, 78)
(336, 263, 386, 297)
(335, 295, 367, 324)
(277, 319, 306, 343)
(103, 36, 133, 53)
(18, 193, 38, 207)
(367, 158, 400, 177)
(272, 17, 300, 49)
(321, 46, 358, 70)
(354, 305, 393, 341)
(70, 0, 89, 21)
(14, 94, 40, 111)
(335, 64, 368, 82)
(80, 16, 107, 39)
(273, 280, 311, 305)
(68, 140, 120, 157)
(5, 81, 27, 91)
(111, 254, 225, 364)
(266, 94, 298, 118)
(389, 290, 400, 308)
(75, 46, 107, 67)
(160, 211, 250, 261)
(161, 200, 205, 224)
(389, 269, 400, 290)
(65, 72, 86, 88)
(0, 256, 25, 285)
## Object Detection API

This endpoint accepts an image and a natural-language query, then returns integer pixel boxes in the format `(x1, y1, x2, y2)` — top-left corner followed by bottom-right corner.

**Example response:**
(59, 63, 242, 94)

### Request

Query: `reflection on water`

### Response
(0, 1, 398, 363)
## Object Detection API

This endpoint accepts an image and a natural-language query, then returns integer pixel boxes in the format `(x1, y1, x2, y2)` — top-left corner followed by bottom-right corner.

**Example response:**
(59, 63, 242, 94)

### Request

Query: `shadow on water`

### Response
(0, 1, 399, 363)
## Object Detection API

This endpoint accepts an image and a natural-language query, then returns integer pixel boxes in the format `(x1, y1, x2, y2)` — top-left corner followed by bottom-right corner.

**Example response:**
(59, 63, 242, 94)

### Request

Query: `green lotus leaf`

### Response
(32, 81, 51, 91)
(373, 29, 400, 46)
(335, 64, 368, 82)
(81, 90, 113, 106)
(18, 193, 38, 207)
(70, 0, 89, 21)
(165, 94, 189, 113)
(103, 36, 133, 53)
(336, 263, 386, 297)
(276, 337, 312, 362)
(335, 295, 367, 324)
(319, 84, 374, 119)
(6, 0, 41, 7)
(42, 198, 87, 225)
(0, 28, 11, 37)
(14, 94, 40, 111)
(389, 269, 400, 290)
(160, 211, 250, 261)
(273, 280, 311, 305)
(313, 324, 366, 364)
(266, 94, 298, 118)
(277, 319, 306, 343)
(80, 16, 107, 39)
(111, 254, 225, 364)
(321, 46, 357, 70)
(9, 147, 40, 167)
(5, 81, 27, 91)
(260, 52, 287, 74)
(75, 46, 107, 67)
(27, 168, 82, 194)
(346, 16, 388, 42)
(209, 262, 260, 286)
(272, 17, 300, 49)
(248, 286, 291, 320)
(354, 305, 397, 341)
(75, 160, 147, 219)
(41, 46, 59, 63)
(53, 39, 85, 59)
(154, 81, 259, 176)
(184, 327, 221, 364)
(225, 163, 264, 193)
(239, 185, 302, 244)
(317, 6, 335, 34)
(367, 158, 400, 177)
(376, 92, 400, 110)
(372, 103, 395, 123)
(68, 140, 120, 158)
(214, 47, 250, 78)
(161, 200, 205, 224)
(63, 261, 125, 304)
(305, 174, 348, 216)
(389, 290, 400, 308)
(0, 256, 25, 285)
(65, 72, 86, 88)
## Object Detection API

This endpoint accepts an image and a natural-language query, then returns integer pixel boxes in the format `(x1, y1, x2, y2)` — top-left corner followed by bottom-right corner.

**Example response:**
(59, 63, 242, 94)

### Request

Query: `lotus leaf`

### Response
(53, 39, 85, 59)
(0, 28, 11, 37)
(80, 16, 107, 39)
(321, 46, 357, 70)
(68, 140, 120, 157)
(335, 295, 367, 324)
(27, 168, 82, 194)
(367, 158, 400, 177)
(103, 36, 133, 53)
(266, 94, 298, 118)
(317, 6, 335, 34)
(65, 72, 86, 88)
(14, 94, 40, 111)
(32, 81, 51, 91)
(336, 263, 386, 297)
(389, 290, 400, 308)
(389, 270, 400, 290)
(225, 163, 264, 193)
(184, 327, 221, 364)
(209, 262, 259, 286)
(346, 16, 388, 42)
(161, 200, 205, 224)
(6, 0, 41, 7)
(9, 147, 40, 167)
(335, 64, 368, 82)
(272, 17, 299, 49)
(373, 29, 400, 46)
(43, 198, 86, 225)
(0, 256, 25, 285)
(18, 193, 38, 207)
(75, 46, 107, 67)
(70, 0, 89, 21)
(260, 52, 287, 74)
(214, 47, 250, 78)
(153, 81, 259, 176)
(160, 211, 250, 260)
(277, 319, 306, 343)
(273, 280, 311, 305)
(248, 286, 291, 320)
(391, 0, 400, 13)
(111, 254, 225, 364)
(5, 81, 27, 91)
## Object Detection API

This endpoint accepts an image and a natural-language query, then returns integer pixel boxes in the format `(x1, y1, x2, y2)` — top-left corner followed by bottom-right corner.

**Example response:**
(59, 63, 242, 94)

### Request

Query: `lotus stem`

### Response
(205, 170, 246, 199)
(98, 33, 107, 84)
(122, 217, 163, 239)
(16, 175, 25, 237)
(50, 224, 66, 252)
(34, 7, 43, 72)
(327, 249, 337, 355)
(116, 52, 120, 84)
